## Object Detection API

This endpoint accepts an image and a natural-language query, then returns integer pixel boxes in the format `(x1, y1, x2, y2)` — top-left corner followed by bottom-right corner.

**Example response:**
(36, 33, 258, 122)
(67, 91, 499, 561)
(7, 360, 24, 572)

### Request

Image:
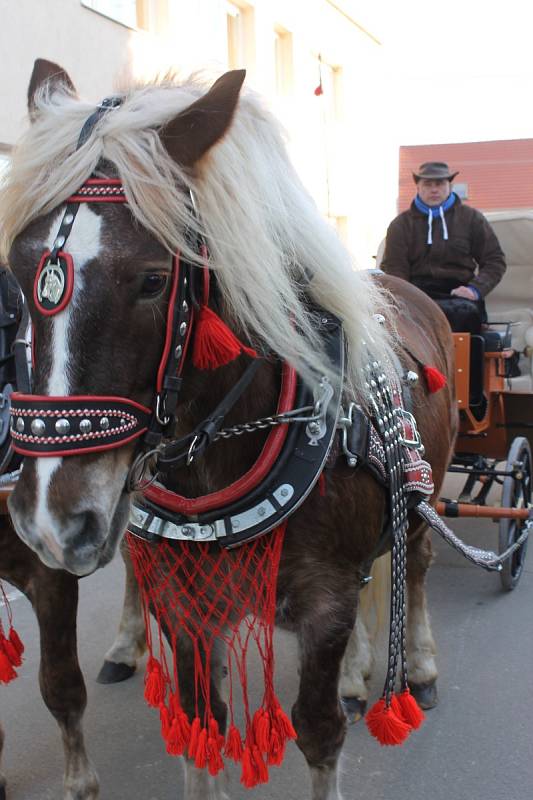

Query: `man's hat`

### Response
(412, 162, 459, 182)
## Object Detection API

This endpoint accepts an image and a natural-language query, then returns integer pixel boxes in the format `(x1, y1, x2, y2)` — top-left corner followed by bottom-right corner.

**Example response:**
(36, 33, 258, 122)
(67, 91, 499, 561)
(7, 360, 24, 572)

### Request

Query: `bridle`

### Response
(9, 97, 202, 462)
(9, 174, 209, 460)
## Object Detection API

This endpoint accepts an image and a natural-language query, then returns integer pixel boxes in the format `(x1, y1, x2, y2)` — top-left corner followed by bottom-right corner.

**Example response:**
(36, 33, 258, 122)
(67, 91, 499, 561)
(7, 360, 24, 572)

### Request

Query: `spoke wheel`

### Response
(499, 437, 531, 591)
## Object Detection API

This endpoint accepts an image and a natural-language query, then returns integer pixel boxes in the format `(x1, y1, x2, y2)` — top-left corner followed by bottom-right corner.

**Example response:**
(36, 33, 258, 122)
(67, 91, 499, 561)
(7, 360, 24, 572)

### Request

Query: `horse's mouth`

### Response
(8, 489, 131, 577)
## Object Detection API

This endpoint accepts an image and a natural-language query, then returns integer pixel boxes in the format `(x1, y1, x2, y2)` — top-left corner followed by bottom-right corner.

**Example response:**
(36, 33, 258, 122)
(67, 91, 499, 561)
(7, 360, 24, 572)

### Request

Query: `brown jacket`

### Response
(380, 196, 506, 298)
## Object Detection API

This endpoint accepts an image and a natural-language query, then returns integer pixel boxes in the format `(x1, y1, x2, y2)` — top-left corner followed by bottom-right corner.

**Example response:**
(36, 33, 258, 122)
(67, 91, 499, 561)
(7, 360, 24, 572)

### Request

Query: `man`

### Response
(381, 161, 506, 328)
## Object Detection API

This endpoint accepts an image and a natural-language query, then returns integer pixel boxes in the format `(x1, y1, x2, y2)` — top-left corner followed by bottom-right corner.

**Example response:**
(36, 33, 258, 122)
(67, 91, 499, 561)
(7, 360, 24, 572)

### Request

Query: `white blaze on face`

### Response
(34, 205, 103, 538)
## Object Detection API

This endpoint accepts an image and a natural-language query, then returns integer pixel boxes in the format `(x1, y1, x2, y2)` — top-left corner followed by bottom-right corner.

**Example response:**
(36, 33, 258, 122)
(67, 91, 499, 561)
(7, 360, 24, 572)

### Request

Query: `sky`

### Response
(361, 0, 533, 145)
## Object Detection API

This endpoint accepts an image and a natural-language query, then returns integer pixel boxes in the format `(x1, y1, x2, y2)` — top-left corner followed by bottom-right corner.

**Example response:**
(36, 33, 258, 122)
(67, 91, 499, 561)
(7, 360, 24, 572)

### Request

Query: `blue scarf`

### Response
(414, 192, 457, 244)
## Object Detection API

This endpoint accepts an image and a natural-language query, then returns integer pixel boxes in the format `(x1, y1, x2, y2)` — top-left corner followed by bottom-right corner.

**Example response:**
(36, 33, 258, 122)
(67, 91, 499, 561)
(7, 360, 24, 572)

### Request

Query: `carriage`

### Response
(0, 61, 531, 800)
(433, 210, 533, 590)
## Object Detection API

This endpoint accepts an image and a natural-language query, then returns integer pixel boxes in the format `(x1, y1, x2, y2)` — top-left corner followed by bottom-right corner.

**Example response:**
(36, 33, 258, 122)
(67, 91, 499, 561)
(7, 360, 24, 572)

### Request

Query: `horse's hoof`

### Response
(409, 680, 438, 709)
(340, 696, 367, 724)
(96, 660, 136, 684)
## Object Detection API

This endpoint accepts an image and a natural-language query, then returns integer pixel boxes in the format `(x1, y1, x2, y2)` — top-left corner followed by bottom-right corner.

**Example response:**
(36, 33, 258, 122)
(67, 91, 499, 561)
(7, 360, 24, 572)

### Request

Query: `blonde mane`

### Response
(0, 74, 393, 397)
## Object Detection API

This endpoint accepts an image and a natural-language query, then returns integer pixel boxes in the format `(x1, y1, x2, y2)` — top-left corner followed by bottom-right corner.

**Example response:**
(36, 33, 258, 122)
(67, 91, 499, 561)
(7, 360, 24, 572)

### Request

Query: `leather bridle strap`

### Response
(155, 356, 263, 470)
(9, 394, 151, 457)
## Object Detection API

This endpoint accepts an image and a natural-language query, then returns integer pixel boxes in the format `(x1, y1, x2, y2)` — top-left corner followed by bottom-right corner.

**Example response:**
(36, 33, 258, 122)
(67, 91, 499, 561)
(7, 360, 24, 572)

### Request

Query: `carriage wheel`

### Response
(499, 436, 531, 591)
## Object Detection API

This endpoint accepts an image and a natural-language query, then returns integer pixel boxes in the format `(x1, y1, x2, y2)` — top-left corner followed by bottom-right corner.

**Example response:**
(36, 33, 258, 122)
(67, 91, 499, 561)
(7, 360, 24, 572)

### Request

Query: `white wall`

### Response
(0, 0, 393, 265)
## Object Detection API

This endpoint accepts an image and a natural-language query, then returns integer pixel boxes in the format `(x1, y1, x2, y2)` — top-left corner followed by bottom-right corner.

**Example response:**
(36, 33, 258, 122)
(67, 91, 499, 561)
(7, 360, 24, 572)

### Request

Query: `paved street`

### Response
(1, 474, 532, 800)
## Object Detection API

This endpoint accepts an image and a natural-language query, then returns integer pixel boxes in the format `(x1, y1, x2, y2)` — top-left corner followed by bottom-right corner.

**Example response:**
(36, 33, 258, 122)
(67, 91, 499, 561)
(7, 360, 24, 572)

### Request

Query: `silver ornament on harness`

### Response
(37, 261, 65, 306)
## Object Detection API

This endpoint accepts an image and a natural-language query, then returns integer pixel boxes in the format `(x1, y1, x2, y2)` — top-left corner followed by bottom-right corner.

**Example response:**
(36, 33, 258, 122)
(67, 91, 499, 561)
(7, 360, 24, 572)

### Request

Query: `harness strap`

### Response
(156, 356, 263, 470)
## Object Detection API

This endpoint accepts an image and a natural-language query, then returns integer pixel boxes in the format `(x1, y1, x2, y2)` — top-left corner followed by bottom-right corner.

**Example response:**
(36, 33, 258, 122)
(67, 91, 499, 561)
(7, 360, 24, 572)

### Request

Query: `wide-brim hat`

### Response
(412, 162, 459, 182)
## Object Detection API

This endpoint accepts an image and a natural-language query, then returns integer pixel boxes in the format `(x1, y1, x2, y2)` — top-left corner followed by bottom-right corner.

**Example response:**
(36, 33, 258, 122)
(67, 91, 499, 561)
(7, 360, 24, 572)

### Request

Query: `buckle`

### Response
(395, 408, 424, 450)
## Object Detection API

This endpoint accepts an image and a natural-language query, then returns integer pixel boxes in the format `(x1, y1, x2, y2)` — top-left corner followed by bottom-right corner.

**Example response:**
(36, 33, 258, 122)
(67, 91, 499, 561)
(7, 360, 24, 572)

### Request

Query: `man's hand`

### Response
(451, 285, 478, 301)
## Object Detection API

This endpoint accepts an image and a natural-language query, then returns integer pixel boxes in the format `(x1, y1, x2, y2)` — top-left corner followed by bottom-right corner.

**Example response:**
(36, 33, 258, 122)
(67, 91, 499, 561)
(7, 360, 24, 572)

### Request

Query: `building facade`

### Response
(0, 0, 387, 266)
(398, 139, 533, 213)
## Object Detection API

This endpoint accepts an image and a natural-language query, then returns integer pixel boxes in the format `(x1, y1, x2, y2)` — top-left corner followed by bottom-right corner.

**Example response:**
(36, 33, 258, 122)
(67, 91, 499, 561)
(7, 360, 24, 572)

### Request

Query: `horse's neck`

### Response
(162, 357, 279, 498)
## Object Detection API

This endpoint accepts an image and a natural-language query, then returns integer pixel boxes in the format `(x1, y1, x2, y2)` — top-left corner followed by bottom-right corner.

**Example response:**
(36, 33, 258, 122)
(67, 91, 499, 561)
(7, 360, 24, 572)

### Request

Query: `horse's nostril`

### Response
(66, 510, 102, 555)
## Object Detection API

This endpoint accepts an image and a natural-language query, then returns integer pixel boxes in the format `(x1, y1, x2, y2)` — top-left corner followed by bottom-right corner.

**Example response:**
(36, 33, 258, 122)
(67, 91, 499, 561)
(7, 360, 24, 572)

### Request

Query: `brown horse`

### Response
(0, 62, 456, 800)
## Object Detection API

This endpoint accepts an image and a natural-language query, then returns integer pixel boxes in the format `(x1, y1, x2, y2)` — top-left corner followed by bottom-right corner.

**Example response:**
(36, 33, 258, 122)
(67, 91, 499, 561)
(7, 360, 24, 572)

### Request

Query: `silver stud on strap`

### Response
(31, 419, 46, 436)
(55, 418, 70, 435)
(16, 417, 25, 433)
(100, 417, 110, 430)
(79, 419, 92, 434)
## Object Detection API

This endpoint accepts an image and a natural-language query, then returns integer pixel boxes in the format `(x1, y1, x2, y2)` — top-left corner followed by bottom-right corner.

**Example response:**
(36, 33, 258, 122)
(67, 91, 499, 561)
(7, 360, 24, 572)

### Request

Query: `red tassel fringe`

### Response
(393, 689, 426, 730)
(0, 650, 17, 684)
(144, 656, 167, 707)
(423, 365, 447, 393)
(224, 724, 244, 762)
(128, 525, 295, 786)
(192, 305, 257, 370)
(365, 697, 412, 746)
(0, 604, 24, 684)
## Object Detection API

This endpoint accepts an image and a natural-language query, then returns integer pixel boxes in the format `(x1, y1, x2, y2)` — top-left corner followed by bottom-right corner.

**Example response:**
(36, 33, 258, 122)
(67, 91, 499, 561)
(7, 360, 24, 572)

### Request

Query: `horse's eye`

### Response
(140, 273, 167, 297)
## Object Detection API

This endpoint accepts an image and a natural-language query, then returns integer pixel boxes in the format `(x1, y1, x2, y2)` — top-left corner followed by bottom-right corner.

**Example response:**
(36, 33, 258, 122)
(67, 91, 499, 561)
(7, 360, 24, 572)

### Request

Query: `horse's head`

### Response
(4, 60, 245, 575)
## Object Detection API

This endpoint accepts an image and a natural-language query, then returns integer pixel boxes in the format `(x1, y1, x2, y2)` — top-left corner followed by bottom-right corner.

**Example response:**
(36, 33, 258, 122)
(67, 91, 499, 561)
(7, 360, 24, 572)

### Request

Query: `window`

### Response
(274, 28, 293, 96)
(226, 1, 254, 69)
(81, 0, 157, 31)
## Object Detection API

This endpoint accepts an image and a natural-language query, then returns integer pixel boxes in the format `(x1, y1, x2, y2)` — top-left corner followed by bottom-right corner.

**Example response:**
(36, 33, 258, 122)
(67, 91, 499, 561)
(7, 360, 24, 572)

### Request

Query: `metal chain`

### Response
(214, 405, 316, 440)
(213, 377, 334, 441)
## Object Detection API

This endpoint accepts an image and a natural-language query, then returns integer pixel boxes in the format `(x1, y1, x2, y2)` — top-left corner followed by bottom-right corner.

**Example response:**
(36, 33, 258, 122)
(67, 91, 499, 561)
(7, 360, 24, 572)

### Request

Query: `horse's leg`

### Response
(33, 566, 99, 800)
(0, 516, 98, 800)
(338, 552, 389, 723)
(406, 527, 438, 709)
(293, 590, 357, 800)
(97, 542, 146, 684)
(339, 612, 372, 723)
(172, 633, 229, 800)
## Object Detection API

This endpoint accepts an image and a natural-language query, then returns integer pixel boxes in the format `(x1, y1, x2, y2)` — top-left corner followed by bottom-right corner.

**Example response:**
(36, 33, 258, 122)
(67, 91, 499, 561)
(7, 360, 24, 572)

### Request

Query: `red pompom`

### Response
(241, 744, 260, 788)
(267, 727, 285, 766)
(423, 365, 447, 393)
(207, 722, 225, 777)
(252, 708, 271, 753)
(194, 728, 208, 769)
(224, 723, 244, 762)
(393, 689, 425, 730)
(159, 704, 171, 741)
(143, 656, 166, 707)
(314, 84, 324, 96)
(8, 627, 24, 658)
(0, 650, 17, 684)
(365, 697, 412, 746)
(188, 717, 202, 759)
(192, 305, 257, 370)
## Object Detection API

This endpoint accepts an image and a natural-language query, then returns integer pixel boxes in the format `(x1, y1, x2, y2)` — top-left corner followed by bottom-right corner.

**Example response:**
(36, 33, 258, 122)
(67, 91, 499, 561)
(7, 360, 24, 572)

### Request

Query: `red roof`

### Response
(398, 139, 533, 213)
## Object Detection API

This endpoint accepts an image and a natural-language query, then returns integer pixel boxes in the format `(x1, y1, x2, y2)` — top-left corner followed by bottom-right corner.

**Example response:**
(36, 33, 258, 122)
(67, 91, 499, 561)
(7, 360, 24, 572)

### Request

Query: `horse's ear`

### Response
(160, 70, 246, 168)
(28, 59, 77, 116)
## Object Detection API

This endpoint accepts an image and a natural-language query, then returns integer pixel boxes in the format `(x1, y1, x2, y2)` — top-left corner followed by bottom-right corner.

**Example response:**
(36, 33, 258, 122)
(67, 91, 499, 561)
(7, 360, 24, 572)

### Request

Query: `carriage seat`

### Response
(485, 309, 533, 392)
(481, 325, 512, 352)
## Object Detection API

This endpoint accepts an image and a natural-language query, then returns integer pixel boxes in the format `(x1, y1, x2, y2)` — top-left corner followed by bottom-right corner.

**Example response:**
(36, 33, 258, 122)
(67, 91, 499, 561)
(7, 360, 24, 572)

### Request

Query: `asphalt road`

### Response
(1, 475, 532, 800)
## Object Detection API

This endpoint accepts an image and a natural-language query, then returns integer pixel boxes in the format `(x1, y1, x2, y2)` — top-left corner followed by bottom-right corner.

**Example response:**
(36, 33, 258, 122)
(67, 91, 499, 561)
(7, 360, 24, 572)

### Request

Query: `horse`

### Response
(0, 60, 457, 800)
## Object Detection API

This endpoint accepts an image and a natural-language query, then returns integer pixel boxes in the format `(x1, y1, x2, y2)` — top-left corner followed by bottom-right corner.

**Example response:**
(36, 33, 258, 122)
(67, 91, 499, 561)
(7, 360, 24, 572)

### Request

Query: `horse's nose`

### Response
(61, 510, 105, 575)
